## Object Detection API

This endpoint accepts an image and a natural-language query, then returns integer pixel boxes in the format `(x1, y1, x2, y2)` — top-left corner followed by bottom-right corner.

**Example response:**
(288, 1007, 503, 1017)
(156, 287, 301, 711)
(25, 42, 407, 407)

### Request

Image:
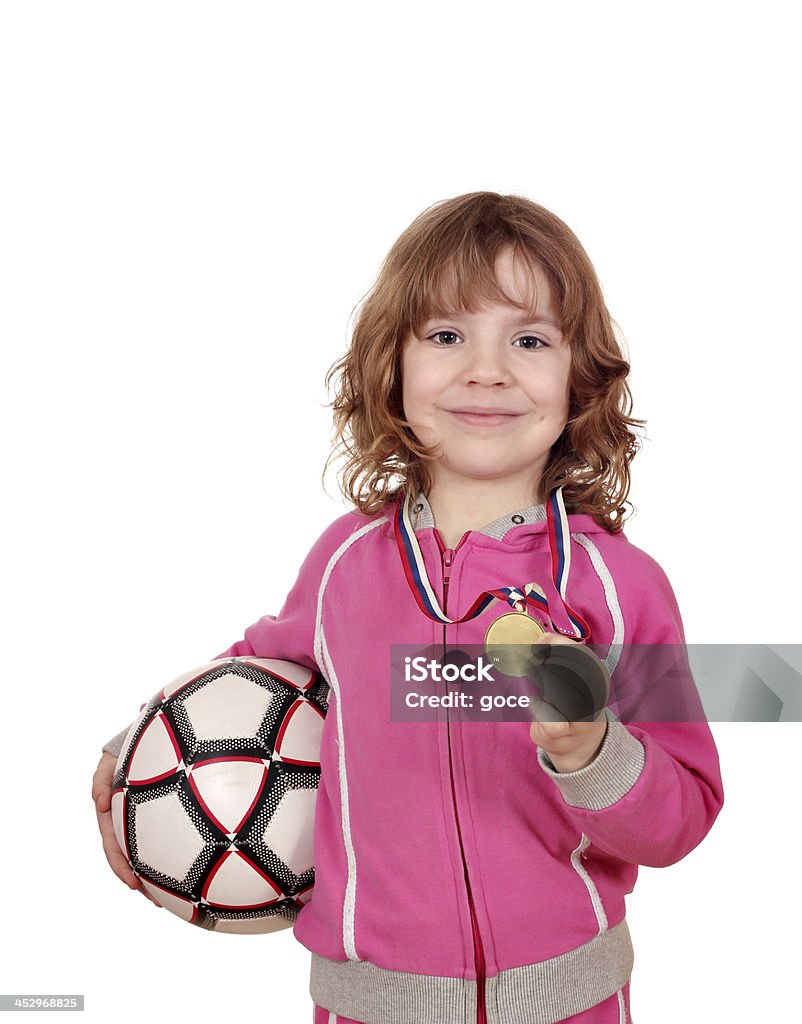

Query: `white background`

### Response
(1, 2, 799, 1021)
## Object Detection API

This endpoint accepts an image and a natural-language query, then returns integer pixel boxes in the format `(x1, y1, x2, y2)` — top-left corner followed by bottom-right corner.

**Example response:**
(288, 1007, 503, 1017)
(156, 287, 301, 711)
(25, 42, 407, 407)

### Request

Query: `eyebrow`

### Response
(515, 316, 561, 329)
(422, 311, 563, 330)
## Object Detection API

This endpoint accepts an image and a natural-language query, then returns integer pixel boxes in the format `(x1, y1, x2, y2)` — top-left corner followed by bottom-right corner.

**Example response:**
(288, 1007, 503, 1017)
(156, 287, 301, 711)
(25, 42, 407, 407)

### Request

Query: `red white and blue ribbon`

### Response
(393, 487, 591, 639)
(546, 489, 591, 639)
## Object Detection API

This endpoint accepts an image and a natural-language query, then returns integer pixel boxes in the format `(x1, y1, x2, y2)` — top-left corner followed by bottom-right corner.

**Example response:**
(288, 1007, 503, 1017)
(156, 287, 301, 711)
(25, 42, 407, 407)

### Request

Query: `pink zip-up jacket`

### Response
(103, 493, 723, 1023)
(213, 494, 724, 1024)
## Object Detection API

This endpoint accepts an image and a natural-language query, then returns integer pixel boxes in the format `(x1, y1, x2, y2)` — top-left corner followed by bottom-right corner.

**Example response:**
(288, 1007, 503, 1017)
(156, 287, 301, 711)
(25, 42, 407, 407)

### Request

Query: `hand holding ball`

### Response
(110, 658, 327, 933)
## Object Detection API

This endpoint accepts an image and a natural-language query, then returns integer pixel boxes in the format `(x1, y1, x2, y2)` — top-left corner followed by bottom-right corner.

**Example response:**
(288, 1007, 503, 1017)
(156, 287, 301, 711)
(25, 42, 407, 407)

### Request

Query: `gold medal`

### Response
(484, 612, 546, 677)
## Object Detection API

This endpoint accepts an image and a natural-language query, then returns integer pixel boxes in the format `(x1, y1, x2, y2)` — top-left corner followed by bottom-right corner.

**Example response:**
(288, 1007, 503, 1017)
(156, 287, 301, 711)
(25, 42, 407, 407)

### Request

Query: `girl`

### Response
(93, 192, 724, 1023)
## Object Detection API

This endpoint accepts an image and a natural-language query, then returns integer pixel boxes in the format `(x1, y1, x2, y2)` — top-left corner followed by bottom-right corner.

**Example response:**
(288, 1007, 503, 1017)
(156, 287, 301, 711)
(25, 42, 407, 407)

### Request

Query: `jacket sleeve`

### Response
(101, 510, 367, 758)
(536, 540, 724, 868)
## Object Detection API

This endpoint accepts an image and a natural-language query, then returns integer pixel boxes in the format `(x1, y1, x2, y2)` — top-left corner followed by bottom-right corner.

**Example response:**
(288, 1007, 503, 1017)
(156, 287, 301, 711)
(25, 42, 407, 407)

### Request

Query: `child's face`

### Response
(401, 247, 571, 502)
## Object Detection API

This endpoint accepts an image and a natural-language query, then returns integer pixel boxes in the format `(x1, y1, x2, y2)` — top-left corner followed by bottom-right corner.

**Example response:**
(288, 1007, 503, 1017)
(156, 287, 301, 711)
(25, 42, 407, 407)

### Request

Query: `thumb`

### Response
(529, 698, 570, 738)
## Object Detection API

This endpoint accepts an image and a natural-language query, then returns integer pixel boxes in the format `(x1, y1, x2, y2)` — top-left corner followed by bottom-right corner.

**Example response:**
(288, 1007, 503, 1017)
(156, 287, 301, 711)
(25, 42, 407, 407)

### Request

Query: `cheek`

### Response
(399, 347, 414, 416)
(400, 353, 436, 422)
(402, 383, 433, 425)
(559, 378, 571, 416)
(400, 368, 418, 419)
(546, 356, 572, 415)
(530, 370, 570, 416)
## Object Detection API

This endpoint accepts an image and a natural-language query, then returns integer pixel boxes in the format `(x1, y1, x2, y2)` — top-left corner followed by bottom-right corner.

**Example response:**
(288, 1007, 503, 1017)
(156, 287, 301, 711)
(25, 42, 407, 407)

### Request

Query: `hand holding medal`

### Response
(527, 634, 610, 773)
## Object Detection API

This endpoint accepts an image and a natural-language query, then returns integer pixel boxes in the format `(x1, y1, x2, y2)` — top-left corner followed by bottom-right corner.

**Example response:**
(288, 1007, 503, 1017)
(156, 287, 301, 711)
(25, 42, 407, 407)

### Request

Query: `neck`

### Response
(426, 474, 543, 549)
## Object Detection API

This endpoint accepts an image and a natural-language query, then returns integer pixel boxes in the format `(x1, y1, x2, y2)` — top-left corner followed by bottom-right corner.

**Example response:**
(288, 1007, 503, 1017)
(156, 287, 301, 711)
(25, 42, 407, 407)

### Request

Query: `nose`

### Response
(463, 338, 511, 387)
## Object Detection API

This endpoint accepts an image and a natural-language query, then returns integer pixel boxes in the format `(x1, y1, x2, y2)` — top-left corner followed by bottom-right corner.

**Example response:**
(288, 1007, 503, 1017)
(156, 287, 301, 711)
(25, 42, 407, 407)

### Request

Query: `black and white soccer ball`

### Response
(111, 658, 327, 933)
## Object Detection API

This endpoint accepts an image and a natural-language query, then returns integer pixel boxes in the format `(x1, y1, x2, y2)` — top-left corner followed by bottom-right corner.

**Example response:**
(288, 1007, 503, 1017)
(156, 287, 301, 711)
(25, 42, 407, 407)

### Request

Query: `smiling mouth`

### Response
(448, 409, 523, 426)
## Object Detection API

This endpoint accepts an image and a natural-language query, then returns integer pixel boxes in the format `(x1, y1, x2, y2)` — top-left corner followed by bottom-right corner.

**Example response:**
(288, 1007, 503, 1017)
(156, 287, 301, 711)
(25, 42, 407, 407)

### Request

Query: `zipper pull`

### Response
(441, 549, 455, 622)
(442, 548, 454, 581)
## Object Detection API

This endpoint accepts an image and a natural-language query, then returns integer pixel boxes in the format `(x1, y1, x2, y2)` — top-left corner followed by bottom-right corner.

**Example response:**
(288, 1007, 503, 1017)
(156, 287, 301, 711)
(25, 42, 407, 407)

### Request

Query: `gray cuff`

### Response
(537, 709, 645, 810)
(101, 725, 132, 760)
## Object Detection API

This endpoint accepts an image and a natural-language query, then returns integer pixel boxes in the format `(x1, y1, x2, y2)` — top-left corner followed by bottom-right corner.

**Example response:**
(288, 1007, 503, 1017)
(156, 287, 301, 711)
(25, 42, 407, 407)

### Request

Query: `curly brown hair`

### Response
(324, 191, 644, 532)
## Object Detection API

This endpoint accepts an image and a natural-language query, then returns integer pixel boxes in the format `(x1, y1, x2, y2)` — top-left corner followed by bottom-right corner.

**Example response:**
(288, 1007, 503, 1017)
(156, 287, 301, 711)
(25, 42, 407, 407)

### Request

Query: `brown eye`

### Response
(513, 335, 547, 350)
(428, 331, 461, 346)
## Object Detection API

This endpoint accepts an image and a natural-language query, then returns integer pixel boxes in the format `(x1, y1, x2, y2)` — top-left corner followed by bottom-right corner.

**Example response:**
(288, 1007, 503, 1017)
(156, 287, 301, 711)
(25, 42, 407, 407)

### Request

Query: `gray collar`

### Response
(410, 492, 546, 540)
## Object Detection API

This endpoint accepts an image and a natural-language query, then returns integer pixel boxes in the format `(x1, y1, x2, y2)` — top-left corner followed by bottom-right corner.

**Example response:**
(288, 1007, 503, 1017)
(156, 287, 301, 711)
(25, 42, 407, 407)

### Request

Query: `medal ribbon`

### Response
(546, 489, 591, 639)
(393, 487, 591, 639)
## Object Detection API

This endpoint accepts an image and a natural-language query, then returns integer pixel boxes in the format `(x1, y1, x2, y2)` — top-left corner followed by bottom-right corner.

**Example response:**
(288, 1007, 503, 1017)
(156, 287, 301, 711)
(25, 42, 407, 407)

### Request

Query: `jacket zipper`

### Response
(440, 536, 488, 1024)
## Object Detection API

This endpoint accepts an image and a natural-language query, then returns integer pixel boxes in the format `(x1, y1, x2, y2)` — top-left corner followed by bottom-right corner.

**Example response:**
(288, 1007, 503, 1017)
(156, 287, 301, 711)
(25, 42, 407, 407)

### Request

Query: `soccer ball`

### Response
(111, 657, 327, 933)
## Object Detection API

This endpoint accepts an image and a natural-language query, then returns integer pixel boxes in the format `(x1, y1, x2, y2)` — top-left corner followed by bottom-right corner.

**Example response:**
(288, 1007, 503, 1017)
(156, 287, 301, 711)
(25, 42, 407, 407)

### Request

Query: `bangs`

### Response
(406, 241, 561, 332)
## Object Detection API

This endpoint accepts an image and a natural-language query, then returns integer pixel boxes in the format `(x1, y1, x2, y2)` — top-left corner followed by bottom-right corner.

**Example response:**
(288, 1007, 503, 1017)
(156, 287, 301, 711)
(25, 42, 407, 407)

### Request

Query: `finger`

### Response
(99, 833, 136, 886)
(529, 699, 573, 745)
(104, 844, 160, 906)
(530, 721, 571, 742)
(91, 755, 117, 810)
(94, 786, 111, 814)
(530, 719, 571, 747)
(138, 886, 162, 907)
(96, 805, 137, 886)
(535, 632, 575, 647)
(96, 806, 161, 906)
(529, 641, 609, 722)
(528, 697, 569, 725)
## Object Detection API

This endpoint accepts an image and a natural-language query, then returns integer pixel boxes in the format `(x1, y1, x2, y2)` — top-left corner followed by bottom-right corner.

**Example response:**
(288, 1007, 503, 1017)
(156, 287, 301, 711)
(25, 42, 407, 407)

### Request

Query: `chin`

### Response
(447, 464, 527, 482)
